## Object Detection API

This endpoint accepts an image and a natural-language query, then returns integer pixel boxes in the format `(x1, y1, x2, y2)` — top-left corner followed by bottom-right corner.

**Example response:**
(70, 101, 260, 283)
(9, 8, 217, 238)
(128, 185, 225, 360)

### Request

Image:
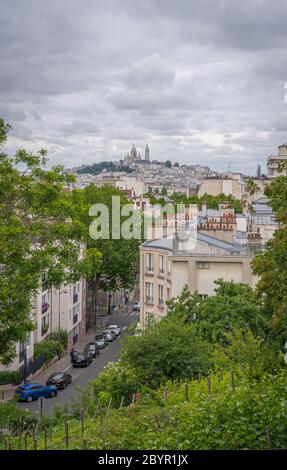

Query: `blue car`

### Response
(14, 383, 58, 402)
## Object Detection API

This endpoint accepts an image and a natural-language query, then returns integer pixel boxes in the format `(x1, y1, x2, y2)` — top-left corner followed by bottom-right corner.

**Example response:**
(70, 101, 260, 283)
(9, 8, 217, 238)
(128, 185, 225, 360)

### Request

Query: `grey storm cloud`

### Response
(0, 0, 287, 173)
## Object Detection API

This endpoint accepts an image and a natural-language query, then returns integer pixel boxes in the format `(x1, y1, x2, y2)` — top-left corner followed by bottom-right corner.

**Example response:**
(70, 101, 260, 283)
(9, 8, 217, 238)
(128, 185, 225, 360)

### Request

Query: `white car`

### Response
(108, 324, 122, 336)
(133, 302, 140, 312)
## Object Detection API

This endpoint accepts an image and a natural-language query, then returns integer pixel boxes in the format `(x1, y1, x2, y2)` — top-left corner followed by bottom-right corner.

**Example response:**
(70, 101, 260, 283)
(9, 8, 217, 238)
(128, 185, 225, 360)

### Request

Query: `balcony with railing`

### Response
(41, 303, 49, 314)
(41, 323, 49, 336)
(19, 348, 26, 363)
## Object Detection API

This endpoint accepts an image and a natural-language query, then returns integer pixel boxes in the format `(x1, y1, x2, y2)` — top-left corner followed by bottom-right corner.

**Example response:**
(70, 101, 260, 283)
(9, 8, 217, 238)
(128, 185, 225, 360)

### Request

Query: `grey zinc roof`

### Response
(142, 235, 173, 252)
(195, 232, 244, 253)
(142, 231, 246, 254)
(252, 215, 276, 225)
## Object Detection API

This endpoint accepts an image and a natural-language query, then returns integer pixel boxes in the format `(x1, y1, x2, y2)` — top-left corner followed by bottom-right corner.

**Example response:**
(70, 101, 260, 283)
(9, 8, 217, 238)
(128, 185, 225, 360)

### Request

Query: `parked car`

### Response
(107, 324, 122, 336)
(72, 351, 93, 367)
(103, 329, 117, 341)
(133, 301, 140, 312)
(46, 372, 72, 389)
(95, 334, 109, 349)
(14, 383, 57, 402)
(84, 342, 100, 358)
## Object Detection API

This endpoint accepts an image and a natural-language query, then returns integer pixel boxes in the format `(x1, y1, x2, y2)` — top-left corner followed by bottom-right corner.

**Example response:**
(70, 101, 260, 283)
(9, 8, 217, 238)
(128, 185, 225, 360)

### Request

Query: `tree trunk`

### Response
(107, 292, 112, 315)
(93, 275, 100, 330)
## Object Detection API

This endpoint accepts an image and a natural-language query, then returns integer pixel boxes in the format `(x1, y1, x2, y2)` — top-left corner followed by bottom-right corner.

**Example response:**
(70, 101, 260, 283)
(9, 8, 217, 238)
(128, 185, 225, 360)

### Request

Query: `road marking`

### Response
(73, 369, 86, 380)
(63, 364, 72, 372)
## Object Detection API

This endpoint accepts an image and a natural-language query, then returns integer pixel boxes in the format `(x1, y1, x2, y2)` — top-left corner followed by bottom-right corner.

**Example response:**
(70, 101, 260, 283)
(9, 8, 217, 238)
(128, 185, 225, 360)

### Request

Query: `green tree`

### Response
(164, 160, 172, 168)
(71, 184, 140, 324)
(252, 175, 287, 344)
(161, 186, 167, 196)
(213, 327, 283, 379)
(245, 178, 259, 197)
(167, 281, 269, 346)
(121, 316, 212, 388)
(0, 119, 89, 364)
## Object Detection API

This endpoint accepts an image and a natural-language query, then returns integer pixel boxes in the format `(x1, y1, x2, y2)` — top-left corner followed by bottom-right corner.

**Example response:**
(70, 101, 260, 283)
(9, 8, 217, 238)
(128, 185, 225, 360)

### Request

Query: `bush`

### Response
(92, 361, 140, 408)
(121, 317, 212, 388)
(50, 329, 68, 350)
(0, 370, 21, 385)
(34, 330, 68, 364)
(0, 402, 37, 435)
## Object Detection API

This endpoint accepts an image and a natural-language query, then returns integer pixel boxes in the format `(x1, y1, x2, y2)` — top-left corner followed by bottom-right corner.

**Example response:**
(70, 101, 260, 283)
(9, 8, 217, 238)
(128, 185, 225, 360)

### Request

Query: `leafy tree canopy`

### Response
(121, 316, 212, 388)
(167, 280, 269, 345)
(0, 119, 93, 364)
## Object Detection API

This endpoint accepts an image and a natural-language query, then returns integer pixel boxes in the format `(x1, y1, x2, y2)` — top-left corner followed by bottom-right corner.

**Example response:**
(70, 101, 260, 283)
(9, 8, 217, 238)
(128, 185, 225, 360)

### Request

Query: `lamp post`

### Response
(58, 288, 68, 360)
(23, 338, 28, 384)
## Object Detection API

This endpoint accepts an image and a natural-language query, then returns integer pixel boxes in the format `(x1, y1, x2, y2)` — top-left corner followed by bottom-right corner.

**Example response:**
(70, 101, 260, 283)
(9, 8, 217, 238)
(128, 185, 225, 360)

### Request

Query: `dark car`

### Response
(84, 342, 100, 358)
(95, 334, 109, 349)
(46, 372, 72, 389)
(72, 351, 93, 367)
(14, 383, 57, 402)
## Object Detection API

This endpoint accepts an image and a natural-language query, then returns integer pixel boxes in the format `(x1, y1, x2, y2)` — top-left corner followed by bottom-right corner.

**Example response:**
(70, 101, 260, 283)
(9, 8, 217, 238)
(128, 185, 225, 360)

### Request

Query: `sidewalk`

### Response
(0, 311, 136, 402)
(1, 320, 110, 402)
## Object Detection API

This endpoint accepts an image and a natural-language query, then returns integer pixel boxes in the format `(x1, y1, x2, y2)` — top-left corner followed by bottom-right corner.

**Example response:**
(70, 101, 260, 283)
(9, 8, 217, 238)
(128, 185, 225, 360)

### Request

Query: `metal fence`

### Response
(19, 353, 46, 382)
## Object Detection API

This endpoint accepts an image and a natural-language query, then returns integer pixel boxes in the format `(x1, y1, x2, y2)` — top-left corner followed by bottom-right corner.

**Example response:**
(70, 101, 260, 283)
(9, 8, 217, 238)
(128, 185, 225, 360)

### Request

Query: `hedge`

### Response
(0, 370, 21, 386)
(34, 330, 68, 365)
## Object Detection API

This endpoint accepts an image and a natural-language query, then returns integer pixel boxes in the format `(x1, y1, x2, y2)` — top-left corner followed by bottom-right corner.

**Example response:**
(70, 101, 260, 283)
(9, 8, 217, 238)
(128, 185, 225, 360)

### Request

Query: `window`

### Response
(197, 261, 210, 269)
(146, 253, 154, 272)
(159, 255, 164, 274)
(158, 285, 164, 305)
(146, 282, 153, 303)
(168, 259, 172, 274)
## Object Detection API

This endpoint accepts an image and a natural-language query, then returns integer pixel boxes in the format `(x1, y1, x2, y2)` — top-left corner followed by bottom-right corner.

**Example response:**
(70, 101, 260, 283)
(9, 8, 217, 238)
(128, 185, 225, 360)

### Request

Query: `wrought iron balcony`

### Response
(41, 303, 49, 314)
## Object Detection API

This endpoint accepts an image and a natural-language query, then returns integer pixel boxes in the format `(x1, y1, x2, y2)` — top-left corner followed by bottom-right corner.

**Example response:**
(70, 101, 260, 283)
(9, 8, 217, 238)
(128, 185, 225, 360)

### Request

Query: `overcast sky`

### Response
(1, 0, 287, 174)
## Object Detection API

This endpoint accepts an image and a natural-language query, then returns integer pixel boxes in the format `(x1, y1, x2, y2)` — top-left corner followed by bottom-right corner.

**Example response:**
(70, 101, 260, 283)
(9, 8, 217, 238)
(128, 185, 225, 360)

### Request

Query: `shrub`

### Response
(121, 317, 212, 388)
(0, 402, 37, 435)
(34, 330, 68, 364)
(49, 329, 68, 350)
(91, 361, 140, 408)
(0, 370, 21, 385)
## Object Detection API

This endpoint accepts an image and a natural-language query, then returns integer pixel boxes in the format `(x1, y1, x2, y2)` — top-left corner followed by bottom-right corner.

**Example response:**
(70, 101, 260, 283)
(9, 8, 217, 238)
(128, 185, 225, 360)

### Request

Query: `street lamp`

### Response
(58, 288, 68, 360)
(23, 337, 28, 384)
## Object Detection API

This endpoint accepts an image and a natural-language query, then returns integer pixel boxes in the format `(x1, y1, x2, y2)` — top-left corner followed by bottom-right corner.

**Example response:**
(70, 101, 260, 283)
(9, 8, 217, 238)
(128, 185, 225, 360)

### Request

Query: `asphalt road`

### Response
(17, 313, 139, 416)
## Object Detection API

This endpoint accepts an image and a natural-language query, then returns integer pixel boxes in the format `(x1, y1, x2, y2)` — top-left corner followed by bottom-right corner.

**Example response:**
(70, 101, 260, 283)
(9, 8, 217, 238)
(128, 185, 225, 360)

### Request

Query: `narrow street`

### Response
(17, 313, 138, 416)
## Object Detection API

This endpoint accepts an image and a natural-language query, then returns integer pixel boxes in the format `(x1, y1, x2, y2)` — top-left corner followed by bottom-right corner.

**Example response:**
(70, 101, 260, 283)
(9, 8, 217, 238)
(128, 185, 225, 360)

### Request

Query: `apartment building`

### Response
(139, 205, 259, 326)
(0, 278, 86, 374)
(267, 144, 287, 178)
(37, 279, 86, 348)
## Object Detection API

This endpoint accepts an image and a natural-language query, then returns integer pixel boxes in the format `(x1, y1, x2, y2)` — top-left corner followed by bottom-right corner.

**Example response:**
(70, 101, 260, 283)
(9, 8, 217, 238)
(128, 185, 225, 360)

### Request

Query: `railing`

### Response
(18, 352, 46, 382)
(41, 324, 49, 336)
(72, 334, 79, 345)
(19, 349, 25, 363)
(41, 303, 49, 314)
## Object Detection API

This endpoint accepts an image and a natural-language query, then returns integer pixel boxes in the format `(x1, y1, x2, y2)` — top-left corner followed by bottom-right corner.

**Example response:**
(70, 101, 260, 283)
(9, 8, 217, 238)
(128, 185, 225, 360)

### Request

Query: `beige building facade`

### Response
(140, 231, 258, 326)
